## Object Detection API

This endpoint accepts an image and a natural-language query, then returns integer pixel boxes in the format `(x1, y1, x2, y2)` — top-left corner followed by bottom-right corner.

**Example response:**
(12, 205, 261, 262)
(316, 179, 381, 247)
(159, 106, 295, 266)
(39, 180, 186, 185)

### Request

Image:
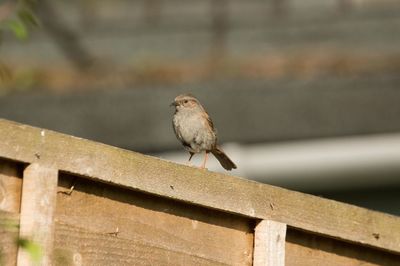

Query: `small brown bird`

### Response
(171, 94, 237, 171)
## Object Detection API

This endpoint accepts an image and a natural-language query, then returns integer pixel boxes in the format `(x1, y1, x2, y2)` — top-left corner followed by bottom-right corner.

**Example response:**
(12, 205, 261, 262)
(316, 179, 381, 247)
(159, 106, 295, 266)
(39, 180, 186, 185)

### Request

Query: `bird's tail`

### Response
(211, 146, 237, 171)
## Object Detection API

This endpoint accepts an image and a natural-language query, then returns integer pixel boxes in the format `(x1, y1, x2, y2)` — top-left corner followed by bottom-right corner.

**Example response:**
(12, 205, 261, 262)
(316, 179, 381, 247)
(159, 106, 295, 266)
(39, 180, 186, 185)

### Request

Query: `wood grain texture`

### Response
(0, 210, 20, 265)
(0, 119, 399, 254)
(286, 229, 400, 266)
(253, 220, 286, 266)
(54, 174, 253, 265)
(17, 164, 58, 266)
(0, 159, 22, 213)
(0, 160, 21, 266)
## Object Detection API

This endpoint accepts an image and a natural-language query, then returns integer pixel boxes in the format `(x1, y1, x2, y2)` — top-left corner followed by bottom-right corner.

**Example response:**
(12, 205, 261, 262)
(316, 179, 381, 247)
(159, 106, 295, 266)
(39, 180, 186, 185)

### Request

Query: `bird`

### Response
(171, 93, 237, 171)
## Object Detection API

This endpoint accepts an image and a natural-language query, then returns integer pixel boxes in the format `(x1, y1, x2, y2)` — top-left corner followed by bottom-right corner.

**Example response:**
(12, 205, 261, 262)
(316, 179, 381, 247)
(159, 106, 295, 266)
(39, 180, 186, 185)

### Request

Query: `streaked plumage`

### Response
(171, 94, 237, 170)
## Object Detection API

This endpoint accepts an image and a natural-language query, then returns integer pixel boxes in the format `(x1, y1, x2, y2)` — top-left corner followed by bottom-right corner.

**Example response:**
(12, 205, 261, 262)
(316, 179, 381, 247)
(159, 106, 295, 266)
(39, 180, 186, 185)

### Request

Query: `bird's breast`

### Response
(173, 110, 216, 152)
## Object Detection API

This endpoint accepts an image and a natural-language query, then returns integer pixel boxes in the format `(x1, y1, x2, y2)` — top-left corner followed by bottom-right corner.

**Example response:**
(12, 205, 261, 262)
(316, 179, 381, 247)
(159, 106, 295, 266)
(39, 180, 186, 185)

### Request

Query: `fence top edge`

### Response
(0, 118, 399, 254)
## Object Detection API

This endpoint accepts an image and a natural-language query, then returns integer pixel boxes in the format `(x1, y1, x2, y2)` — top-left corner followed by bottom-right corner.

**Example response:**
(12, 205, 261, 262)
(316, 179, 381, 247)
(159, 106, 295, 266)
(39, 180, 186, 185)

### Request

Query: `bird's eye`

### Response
(184, 100, 188, 104)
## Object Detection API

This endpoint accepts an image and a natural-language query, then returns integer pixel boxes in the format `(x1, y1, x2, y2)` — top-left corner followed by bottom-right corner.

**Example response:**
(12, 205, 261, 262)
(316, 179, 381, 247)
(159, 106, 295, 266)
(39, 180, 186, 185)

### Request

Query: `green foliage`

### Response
(0, 0, 39, 41)
(17, 238, 43, 264)
(6, 19, 28, 40)
(0, 0, 39, 88)
(0, 219, 43, 265)
(18, 6, 39, 27)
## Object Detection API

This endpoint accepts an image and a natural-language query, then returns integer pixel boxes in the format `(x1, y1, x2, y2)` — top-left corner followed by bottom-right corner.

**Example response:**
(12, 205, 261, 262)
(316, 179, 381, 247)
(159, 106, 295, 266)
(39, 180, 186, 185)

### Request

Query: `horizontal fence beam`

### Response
(0, 119, 399, 254)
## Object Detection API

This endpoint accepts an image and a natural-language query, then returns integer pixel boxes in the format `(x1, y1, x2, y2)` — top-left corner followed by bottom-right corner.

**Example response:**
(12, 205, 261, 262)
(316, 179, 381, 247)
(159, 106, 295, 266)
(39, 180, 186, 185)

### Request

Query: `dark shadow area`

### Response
(0, 158, 25, 178)
(286, 228, 400, 265)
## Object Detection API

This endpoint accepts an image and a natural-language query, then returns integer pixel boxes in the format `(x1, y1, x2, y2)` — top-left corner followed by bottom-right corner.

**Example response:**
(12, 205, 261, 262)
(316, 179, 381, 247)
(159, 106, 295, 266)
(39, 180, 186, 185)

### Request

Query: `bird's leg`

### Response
(200, 151, 208, 169)
(189, 152, 194, 161)
(186, 152, 195, 166)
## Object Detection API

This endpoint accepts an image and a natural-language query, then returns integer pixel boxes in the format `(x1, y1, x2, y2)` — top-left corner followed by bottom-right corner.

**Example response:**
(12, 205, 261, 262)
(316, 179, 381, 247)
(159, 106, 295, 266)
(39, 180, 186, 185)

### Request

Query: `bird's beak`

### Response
(170, 101, 177, 107)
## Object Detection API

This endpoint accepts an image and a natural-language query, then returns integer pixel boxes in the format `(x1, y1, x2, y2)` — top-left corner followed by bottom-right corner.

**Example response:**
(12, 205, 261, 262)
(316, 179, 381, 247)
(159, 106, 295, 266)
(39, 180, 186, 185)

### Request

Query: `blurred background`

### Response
(0, 0, 399, 215)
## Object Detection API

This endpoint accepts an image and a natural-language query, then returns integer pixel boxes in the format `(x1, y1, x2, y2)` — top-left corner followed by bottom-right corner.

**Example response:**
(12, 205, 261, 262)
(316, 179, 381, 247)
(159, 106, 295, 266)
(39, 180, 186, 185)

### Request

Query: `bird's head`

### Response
(170, 94, 202, 111)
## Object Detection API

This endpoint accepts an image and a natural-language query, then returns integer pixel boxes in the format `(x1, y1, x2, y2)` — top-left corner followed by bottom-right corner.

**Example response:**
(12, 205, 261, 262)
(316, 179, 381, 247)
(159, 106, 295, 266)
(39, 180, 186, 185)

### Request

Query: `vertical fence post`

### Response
(17, 163, 58, 266)
(253, 220, 287, 266)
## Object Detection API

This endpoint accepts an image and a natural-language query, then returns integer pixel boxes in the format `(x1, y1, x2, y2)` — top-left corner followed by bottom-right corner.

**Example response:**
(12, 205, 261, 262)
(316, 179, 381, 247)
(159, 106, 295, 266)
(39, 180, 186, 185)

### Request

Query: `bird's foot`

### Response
(199, 163, 208, 170)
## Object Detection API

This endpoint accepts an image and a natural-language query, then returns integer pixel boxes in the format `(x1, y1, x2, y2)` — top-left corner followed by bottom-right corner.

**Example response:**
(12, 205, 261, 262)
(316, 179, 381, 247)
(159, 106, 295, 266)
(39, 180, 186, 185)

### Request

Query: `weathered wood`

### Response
(0, 119, 399, 254)
(54, 174, 253, 265)
(286, 229, 400, 266)
(0, 160, 22, 265)
(253, 220, 286, 266)
(0, 159, 22, 213)
(17, 163, 58, 266)
(54, 222, 233, 266)
(0, 210, 20, 266)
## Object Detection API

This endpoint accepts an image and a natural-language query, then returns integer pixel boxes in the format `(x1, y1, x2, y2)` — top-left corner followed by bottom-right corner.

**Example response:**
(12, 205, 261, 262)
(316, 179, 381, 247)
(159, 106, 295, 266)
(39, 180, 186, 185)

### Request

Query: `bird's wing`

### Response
(204, 112, 218, 146)
(204, 112, 215, 131)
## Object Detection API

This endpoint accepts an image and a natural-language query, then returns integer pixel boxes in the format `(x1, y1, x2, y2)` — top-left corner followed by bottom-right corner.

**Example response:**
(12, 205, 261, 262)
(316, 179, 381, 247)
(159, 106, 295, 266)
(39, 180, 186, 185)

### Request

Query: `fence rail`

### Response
(0, 118, 399, 265)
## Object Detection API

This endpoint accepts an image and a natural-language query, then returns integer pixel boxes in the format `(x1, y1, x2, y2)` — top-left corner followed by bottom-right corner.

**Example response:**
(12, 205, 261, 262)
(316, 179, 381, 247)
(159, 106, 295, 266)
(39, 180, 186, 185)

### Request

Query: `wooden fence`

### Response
(0, 118, 399, 265)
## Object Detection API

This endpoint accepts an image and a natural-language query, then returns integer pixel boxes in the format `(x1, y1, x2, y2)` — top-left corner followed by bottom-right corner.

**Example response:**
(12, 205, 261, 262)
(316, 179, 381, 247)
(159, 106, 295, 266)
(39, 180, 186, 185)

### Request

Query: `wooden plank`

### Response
(253, 220, 286, 266)
(54, 174, 253, 265)
(17, 163, 58, 266)
(0, 119, 399, 254)
(285, 229, 400, 266)
(0, 160, 22, 265)
(0, 210, 20, 266)
(0, 159, 22, 213)
(54, 222, 231, 266)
